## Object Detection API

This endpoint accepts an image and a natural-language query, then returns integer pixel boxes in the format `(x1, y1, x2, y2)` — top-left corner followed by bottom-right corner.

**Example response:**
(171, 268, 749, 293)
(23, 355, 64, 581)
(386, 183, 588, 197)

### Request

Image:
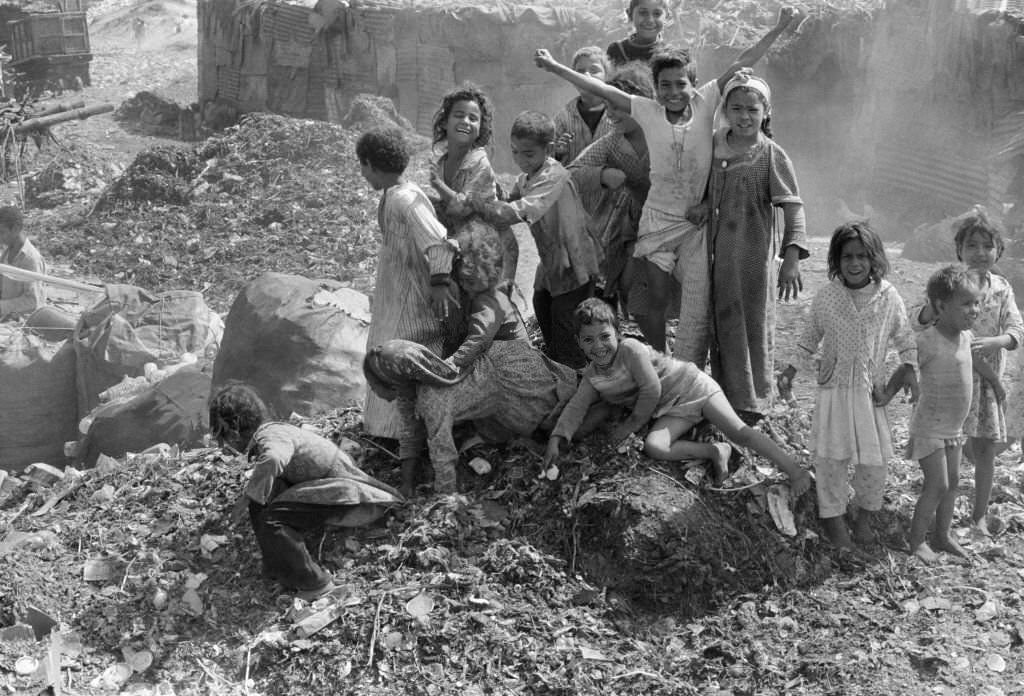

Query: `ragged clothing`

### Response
(0, 238, 45, 320)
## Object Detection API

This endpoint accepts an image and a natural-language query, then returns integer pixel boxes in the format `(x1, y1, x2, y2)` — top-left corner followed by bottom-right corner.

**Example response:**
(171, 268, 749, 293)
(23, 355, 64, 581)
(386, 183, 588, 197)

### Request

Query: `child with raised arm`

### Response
(606, 0, 669, 67)
(428, 84, 518, 288)
(777, 223, 917, 551)
(553, 47, 614, 169)
(907, 266, 988, 562)
(471, 111, 600, 368)
(358, 127, 457, 440)
(911, 209, 1023, 537)
(544, 298, 812, 494)
(535, 7, 797, 359)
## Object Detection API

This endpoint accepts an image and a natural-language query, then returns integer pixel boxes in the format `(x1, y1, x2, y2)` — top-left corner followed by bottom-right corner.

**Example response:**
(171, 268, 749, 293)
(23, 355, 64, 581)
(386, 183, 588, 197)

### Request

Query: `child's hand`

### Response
(992, 378, 1007, 404)
(972, 335, 1007, 355)
(542, 436, 564, 469)
(777, 365, 796, 403)
(685, 202, 709, 227)
(534, 48, 557, 71)
(776, 6, 798, 30)
(777, 256, 803, 301)
(429, 162, 453, 200)
(553, 132, 573, 158)
(609, 424, 634, 445)
(872, 384, 894, 407)
(429, 283, 454, 320)
(788, 468, 812, 498)
(904, 369, 920, 403)
(601, 167, 626, 190)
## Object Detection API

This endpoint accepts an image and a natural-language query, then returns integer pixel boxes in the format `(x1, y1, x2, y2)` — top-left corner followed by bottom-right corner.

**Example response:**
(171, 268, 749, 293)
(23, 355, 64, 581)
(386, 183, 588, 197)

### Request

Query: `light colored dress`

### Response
(0, 238, 46, 320)
(906, 326, 974, 461)
(707, 129, 806, 413)
(363, 182, 455, 439)
(797, 279, 916, 517)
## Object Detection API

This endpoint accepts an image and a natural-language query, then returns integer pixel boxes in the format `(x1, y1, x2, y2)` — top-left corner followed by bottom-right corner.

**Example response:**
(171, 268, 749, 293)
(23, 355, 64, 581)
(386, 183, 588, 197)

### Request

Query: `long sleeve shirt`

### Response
(449, 289, 528, 369)
(0, 239, 45, 319)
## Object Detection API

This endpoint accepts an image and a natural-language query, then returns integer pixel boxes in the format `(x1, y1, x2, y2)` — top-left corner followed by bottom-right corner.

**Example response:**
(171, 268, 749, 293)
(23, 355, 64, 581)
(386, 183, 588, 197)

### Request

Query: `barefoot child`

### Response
(606, 0, 668, 67)
(911, 210, 1023, 537)
(535, 7, 797, 359)
(358, 127, 457, 439)
(703, 73, 807, 416)
(544, 298, 812, 494)
(553, 47, 614, 168)
(778, 222, 917, 550)
(907, 266, 990, 562)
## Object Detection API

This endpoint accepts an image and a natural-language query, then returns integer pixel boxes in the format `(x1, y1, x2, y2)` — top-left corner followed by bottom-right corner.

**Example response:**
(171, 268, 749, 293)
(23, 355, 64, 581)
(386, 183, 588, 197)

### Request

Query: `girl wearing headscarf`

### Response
(699, 72, 808, 417)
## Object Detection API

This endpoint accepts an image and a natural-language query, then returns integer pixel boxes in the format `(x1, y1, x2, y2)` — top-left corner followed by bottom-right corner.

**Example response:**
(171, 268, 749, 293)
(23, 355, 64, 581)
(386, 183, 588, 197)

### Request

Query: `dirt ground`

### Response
(4, 1, 1024, 694)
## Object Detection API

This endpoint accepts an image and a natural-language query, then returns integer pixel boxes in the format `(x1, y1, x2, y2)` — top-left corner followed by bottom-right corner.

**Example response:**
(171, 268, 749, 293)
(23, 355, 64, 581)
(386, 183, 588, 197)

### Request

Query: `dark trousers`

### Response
(533, 281, 594, 369)
(249, 501, 348, 591)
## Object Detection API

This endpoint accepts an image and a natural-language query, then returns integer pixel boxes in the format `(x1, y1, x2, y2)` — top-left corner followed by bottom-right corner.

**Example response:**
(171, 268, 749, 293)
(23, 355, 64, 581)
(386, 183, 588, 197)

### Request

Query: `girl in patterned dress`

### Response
(778, 223, 918, 551)
(911, 210, 1023, 536)
(359, 127, 457, 440)
(699, 73, 807, 417)
(429, 84, 518, 288)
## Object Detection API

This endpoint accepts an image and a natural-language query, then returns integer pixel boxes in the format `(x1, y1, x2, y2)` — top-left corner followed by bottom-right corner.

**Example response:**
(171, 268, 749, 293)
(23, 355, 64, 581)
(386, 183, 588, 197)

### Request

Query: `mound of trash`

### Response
(113, 91, 200, 140)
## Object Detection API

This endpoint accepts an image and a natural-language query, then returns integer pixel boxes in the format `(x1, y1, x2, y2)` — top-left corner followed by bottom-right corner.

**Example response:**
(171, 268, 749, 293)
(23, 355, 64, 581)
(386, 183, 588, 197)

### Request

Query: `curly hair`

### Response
(510, 111, 556, 147)
(607, 61, 655, 98)
(573, 297, 620, 333)
(926, 264, 978, 305)
(209, 383, 269, 450)
(650, 47, 696, 85)
(827, 221, 889, 284)
(355, 127, 410, 174)
(430, 83, 494, 149)
(0, 205, 23, 230)
(454, 219, 504, 292)
(724, 85, 773, 138)
(954, 206, 1005, 262)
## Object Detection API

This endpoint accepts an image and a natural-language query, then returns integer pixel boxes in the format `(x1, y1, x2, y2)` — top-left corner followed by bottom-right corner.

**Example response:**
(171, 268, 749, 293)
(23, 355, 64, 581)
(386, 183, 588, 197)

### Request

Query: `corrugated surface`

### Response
(958, 0, 1024, 14)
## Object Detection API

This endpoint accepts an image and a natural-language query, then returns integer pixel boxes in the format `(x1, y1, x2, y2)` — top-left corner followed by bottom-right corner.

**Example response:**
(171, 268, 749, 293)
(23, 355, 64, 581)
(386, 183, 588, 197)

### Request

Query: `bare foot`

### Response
(912, 541, 940, 563)
(708, 443, 732, 484)
(932, 535, 970, 559)
(972, 518, 992, 538)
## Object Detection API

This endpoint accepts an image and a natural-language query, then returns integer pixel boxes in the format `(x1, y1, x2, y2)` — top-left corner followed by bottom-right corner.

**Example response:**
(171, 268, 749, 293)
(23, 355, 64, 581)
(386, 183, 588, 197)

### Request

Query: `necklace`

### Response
(670, 121, 689, 172)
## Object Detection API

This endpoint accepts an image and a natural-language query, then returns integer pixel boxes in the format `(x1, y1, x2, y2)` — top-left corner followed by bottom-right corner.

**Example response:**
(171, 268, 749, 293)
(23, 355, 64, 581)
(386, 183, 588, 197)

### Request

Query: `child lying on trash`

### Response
(209, 383, 404, 600)
(543, 298, 812, 495)
(364, 219, 578, 496)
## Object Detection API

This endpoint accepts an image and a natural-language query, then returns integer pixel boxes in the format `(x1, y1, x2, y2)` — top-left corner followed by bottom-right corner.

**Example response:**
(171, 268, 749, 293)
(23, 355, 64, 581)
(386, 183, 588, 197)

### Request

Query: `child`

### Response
(472, 110, 600, 368)
(209, 383, 404, 599)
(568, 62, 653, 313)
(703, 73, 807, 416)
(535, 7, 797, 359)
(358, 127, 457, 439)
(544, 298, 812, 495)
(906, 266, 985, 562)
(365, 220, 578, 495)
(428, 84, 518, 288)
(606, 0, 668, 67)
(912, 210, 1023, 537)
(553, 47, 614, 171)
(777, 222, 917, 550)
(0, 206, 46, 322)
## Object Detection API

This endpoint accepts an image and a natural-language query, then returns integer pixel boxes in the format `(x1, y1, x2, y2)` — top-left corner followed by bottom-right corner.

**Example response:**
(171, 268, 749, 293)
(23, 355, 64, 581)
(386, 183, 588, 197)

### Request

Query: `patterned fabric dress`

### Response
(364, 182, 455, 439)
(707, 130, 806, 413)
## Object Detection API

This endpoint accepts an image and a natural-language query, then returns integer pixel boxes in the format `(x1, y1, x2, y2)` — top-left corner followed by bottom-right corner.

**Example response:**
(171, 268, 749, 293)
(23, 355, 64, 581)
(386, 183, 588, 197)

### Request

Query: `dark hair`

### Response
(0, 205, 24, 230)
(355, 127, 410, 174)
(953, 207, 1005, 262)
(606, 61, 655, 98)
(625, 0, 669, 22)
(510, 111, 556, 147)
(571, 46, 610, 75)
(724, 85, 773, 138)
(573, 297, 620, 333)
(431, 83, 493, 149)
(209, 383, 269, 449)
(454, 219, 503, 292)
(650, 47, 696, 86)
(926, 264, 978, 305)
(827, 221, 889, 284)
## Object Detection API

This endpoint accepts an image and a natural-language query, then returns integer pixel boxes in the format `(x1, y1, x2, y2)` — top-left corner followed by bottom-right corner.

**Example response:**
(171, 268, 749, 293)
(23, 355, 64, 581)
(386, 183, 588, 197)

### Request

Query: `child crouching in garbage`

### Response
(209, 383, 404, 600)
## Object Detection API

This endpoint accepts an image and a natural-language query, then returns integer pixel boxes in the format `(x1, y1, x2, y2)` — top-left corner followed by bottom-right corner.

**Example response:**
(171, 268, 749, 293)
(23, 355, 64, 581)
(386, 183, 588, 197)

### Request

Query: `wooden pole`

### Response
(13, 104, 114, 134)
(0, 263, 105, 293)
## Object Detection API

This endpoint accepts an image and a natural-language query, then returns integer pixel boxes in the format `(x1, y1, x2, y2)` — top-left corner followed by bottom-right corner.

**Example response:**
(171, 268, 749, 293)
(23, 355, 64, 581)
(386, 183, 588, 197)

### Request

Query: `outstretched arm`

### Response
(717, 7, 797, 91)
(535, 49, 632, 112)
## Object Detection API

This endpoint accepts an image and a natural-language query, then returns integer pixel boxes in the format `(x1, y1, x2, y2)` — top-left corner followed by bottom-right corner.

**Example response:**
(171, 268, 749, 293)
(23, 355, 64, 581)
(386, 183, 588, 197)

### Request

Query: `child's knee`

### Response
(644, 430, 671, 458)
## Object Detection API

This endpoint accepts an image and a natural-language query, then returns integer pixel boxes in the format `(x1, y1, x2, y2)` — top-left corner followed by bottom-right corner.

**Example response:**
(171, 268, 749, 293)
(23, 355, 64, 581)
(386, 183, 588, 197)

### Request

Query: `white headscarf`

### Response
(716, 70, 772, 130)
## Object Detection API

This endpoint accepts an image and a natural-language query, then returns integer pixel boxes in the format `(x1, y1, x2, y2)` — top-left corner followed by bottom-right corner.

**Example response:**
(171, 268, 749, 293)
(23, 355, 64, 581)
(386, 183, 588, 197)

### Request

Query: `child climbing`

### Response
(535, 7, 798, 359)
(778, 222, 917, 551)
(700, 72, 807, 416)
(545, 298, 811, 494)
(209, 383, 404, 599)
(606, 0, 669, 67)
(358, 127, 457, 440)
(911, 209, 1023, 538)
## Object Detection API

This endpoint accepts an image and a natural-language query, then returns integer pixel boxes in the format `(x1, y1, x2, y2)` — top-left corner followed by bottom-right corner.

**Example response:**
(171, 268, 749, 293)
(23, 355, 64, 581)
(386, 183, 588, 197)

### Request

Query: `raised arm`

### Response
(717, 7, 797, 92)
(535, 49, 632, 112)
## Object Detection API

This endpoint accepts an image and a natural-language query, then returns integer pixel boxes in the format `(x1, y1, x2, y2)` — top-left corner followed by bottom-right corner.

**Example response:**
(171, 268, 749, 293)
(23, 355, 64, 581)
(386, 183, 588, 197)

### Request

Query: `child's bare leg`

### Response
(931, 445, 968, 557)
(821, 515, 855, 550)
(970, 437, 996, 533)
(851, 507, 875, 546)
(636, 261, 669, 352)
(645, 415, 730, 482)
(909, 449, 950, 562)
(702, 393, 802, 482)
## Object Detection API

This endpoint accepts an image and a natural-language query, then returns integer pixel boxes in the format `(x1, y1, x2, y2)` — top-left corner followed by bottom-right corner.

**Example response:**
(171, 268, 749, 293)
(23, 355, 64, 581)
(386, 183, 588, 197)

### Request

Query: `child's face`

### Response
(959, 230, 998, 272)
(0, 222, 18, 248)
(510, 136, 548, 175)
(456, 255, 492, 295)
(445, 99, 482, 148)
(838, 238, 872, 289)
(724, 90, 765, 139)
(573, 56, 607, 96)
(577, 321, 619, 367)
(629, 0, 667, 42)
(655, 67, 694, 114)
(936, 286, 981, 332)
